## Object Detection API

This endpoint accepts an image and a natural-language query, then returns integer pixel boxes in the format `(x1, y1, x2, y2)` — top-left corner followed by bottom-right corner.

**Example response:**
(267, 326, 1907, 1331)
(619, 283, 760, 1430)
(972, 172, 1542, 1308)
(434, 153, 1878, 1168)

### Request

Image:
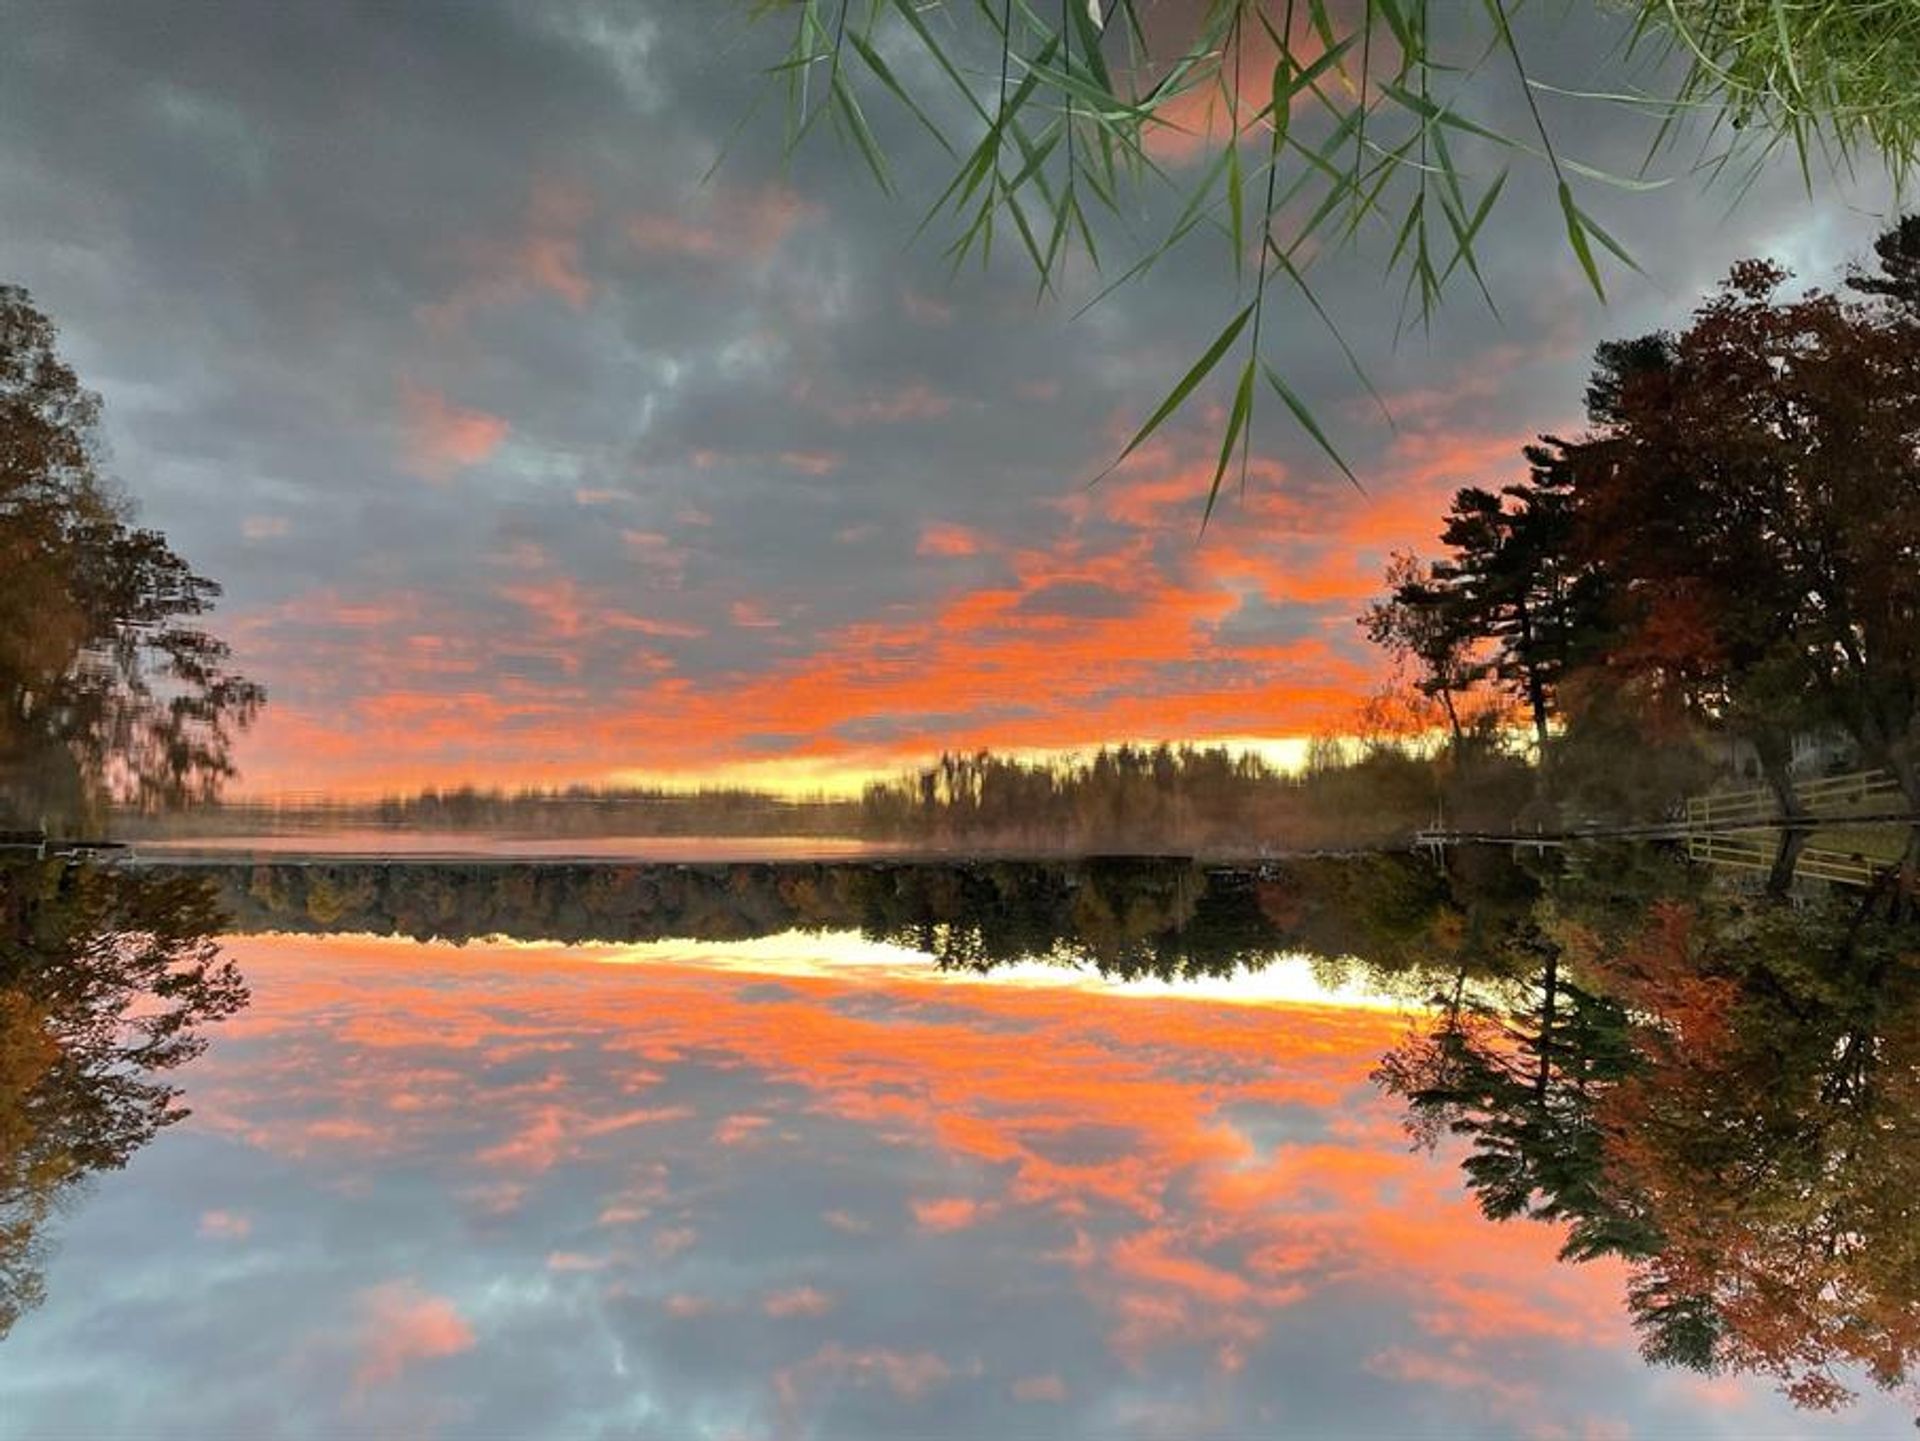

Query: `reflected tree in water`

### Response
(1377, 862, 1920, 1410)
(0, 859, 246, 1338)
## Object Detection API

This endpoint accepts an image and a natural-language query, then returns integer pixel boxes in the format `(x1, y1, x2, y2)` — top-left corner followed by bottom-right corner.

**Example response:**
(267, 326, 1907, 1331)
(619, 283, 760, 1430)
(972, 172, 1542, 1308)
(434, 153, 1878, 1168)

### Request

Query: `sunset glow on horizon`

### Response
(8, 4, 1918, 1436)
(0, 4, 1894, 797)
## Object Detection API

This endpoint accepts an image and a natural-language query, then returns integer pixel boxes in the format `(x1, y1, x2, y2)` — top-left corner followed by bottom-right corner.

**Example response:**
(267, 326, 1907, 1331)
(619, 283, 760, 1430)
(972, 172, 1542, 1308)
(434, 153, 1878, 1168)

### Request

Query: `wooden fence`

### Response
(1683, 769, 1905, 828)
(1682, 833, 1888, 888)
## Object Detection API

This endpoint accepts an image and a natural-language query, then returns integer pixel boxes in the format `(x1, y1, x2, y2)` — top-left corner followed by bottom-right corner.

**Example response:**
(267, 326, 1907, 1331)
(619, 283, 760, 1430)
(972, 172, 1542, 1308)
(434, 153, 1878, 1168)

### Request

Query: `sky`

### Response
(0, 0, 1903, 796)
(6, 928, 1908, 1438)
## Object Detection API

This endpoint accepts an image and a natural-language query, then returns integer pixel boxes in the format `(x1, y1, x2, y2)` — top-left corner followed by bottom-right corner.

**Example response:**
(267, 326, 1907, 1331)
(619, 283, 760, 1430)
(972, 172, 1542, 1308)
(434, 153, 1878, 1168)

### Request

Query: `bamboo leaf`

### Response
(1226, 141, 1245, 280)
(1557, 180, 1605, 302)
(847, 28, 955, 155)
(1262, 362, 1359, 491)
(1109, 303, 1255, 469)
(1204, 358, 1256, 528)
(831, 71, 893, 192)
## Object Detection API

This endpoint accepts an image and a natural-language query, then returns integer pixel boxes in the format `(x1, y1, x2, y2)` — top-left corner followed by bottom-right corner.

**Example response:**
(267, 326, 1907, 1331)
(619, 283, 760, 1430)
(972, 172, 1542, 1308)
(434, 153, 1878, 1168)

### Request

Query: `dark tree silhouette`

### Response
(1361, 219, 1920, 830)
(1846, 214, 1920, 314)
(1564, 251, 1920, 812)
(1, 286, 263, 831)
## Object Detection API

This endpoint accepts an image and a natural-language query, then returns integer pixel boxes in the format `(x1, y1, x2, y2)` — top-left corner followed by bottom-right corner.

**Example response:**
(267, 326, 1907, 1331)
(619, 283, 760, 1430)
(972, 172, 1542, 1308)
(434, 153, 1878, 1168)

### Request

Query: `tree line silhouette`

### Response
(124, 740, 1530, 856)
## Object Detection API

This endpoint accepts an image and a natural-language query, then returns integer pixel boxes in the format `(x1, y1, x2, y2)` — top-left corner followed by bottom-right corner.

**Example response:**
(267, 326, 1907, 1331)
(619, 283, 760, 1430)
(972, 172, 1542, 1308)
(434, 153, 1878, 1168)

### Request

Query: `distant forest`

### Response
(119, 740, 1546, 856)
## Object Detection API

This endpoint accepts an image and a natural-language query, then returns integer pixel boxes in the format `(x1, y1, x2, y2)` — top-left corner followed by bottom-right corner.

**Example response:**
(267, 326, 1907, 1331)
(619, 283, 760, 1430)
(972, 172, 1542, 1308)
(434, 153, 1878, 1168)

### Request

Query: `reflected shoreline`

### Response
(6, 837, 1918, 1426)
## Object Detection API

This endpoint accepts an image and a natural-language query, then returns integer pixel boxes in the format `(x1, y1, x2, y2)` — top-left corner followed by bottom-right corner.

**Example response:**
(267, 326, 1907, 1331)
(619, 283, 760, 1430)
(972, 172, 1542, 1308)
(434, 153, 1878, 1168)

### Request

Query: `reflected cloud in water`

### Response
(4, 909, 1907, 1437)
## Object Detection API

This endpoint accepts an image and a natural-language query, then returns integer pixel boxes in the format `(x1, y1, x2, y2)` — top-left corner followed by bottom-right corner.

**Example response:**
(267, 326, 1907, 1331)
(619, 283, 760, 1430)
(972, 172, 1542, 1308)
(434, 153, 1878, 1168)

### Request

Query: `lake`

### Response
(1, 847, 1915, 1437)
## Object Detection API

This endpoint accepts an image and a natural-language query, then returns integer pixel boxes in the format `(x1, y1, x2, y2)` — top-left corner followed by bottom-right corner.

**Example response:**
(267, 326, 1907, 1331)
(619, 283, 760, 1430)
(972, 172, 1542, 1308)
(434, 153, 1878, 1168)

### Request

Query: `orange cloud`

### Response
(1134, 11, 1363, 164)
(909, 1196, 986, 1233)
(352, 1282, 475, 1389)
(828, 382, 951, 425)
(198, 931, 1662, 1436)
(398, 380, 508, 481)
(225, 395, 1560, 796)
(518, 178, 593, 308)
(762, 1286, 836, 1319)
(653, 1226, 698, 1258)
(625, 184, 816, 262)
(419, 176, 594, 332)
(774, 1344, 952, 1415)
(780, 451, 841, 476)
(1012, 1374, 1067, 1402)
(198, 1209, 252, 1240)
(712, 1113, 773, 1145)
(916, 522, 986, 558)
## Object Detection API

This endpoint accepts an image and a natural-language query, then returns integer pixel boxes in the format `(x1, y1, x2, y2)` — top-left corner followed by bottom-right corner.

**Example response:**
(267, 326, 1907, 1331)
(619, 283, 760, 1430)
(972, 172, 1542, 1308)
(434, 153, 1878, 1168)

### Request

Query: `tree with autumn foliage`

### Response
(0, 286, 263, 832)
(1365, 217, 1920, 823)
(0, 858, 247, 1337)
(1561, 245, 1920, 812)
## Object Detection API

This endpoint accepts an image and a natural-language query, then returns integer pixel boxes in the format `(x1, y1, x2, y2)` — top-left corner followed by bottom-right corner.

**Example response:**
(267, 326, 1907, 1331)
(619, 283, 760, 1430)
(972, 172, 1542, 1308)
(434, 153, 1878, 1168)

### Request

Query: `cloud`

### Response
(712, 1113, 773, 1145)
(19, 928, 1903, 1438)
(915, 523, 986, 558)
(419, 176, 595, 332)
(774, 1344, 952, 1417)
(1, 0, 1898, 800)
(352, 1282, 475, 1389)
(1011, 1373, 1067, 1403)
(826, 382, 952, 426)
(909, 1196, 987, 1233)
(397, 380, 509, 482)
(624, 182, 815, 261)
(761, 1286, 835, 1319)
(652, 1226, 698, 1258)
(197, 1209, 252, 1240)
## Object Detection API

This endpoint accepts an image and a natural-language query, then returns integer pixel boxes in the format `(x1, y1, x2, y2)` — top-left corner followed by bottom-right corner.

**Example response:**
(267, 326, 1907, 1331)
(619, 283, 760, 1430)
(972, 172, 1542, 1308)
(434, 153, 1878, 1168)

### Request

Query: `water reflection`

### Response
(1, 842, 1916, 1434)
(0, 857, 246, 1339)
(1376, 847, 1920, 1414)
(195, 851, 1457, 982)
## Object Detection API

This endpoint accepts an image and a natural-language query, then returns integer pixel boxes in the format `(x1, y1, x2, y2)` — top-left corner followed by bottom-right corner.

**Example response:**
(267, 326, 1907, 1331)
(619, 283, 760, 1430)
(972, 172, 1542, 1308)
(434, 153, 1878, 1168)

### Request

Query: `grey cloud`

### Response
(0, 0, 1901, 771)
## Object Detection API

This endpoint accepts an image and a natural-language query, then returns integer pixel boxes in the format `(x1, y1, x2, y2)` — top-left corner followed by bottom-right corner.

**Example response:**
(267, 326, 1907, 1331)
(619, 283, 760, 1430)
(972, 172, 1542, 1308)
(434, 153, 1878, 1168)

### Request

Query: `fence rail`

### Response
(1683, 833, 1889, 888)
(1684, 769, 1905, 828)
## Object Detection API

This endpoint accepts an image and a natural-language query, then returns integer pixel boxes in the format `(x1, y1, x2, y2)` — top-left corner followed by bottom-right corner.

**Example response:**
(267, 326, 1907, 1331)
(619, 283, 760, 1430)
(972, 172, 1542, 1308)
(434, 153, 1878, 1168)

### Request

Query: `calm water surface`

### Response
(134, 830, 884, 863)
(4, 887, 1911, 1439)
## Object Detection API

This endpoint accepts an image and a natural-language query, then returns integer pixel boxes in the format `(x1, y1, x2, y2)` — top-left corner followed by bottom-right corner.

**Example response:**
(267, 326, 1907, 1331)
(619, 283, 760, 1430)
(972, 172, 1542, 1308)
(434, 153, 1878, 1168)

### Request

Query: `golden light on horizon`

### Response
(224, 734, 1324, 803)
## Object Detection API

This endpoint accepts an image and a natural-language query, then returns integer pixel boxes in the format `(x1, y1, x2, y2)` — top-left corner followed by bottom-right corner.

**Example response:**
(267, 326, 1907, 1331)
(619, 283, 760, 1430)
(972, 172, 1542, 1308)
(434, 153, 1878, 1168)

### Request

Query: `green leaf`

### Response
(1572, 201, 1647, 280)
(1376, 80, 1514, 147)
(1557, 155, 1675, 192)
(1109, 303, 1255, 470)
(847, 28, 955, 156)
(1204, 358, 1257, 528)
(1262, 362, 1360, 491)
(1436, 167, 1507, 303)
(831, 71, 892, 192)
(1270, 53, 1293, 156)
(1065, 0, 1114, 97)
(1226, 141, 1245, 279)
(1557, 180, 1605, 302)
